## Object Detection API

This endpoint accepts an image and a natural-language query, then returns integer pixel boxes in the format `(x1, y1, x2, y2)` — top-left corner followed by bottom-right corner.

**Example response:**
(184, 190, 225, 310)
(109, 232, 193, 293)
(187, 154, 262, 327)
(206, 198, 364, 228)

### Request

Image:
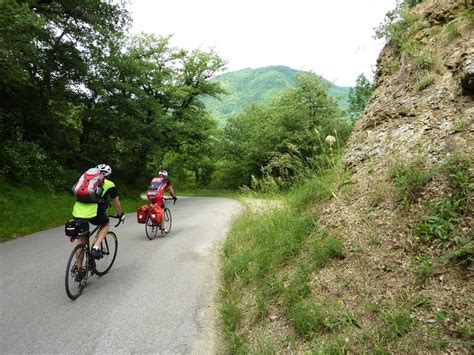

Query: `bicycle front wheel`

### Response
(94, 232, 118, 276)
(65, 244, 87, 300)
(163, 208, 172, 234)
(145, 216, 158, 240)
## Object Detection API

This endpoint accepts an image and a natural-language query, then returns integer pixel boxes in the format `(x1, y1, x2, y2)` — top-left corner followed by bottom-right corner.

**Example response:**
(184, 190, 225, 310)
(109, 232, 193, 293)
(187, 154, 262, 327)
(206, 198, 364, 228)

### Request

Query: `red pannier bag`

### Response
(136, 205, 150, 224)
(149, 205, 163, 225)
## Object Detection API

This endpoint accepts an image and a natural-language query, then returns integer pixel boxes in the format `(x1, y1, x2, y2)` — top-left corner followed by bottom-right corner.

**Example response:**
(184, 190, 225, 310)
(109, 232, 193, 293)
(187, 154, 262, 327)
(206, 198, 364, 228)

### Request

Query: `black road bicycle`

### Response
(145, 197, 175, 240)
(65, 215, 124, 300)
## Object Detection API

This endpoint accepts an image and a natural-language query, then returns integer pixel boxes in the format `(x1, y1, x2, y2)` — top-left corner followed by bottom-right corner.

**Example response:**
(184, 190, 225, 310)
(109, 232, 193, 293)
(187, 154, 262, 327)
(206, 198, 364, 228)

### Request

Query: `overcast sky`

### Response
(128, 0, 398, 87)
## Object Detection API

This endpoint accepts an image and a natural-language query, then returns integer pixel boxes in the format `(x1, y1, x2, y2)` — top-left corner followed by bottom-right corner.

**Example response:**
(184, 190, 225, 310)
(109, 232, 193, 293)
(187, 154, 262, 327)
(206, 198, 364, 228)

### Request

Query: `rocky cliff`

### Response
(316, 0, 473, 353)
(347, 0, 473, 169)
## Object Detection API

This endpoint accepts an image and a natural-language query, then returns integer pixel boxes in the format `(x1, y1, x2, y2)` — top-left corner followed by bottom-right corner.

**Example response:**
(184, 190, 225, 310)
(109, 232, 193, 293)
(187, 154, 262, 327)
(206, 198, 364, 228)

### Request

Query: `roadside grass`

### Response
(0, 182, 145, 242)
(219, 152, 473, 353)
(220, 163, 350, 352)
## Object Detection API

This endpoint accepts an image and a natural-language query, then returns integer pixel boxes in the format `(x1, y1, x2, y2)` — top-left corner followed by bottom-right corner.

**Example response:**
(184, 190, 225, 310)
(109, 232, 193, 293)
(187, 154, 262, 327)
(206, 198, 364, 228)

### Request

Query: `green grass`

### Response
(0, 182, 145, 242)
(391, 158, 434, 206)
(415, 74, 434, 91)
(220, 163, 351, 352)
(463, 8, 474, 23)
(412, 154, 473, 263)
(413, 52, 434, 71)
(378, 311, 416, 339)
(444, 22, 460, 40)
(310, 228, 344, 267)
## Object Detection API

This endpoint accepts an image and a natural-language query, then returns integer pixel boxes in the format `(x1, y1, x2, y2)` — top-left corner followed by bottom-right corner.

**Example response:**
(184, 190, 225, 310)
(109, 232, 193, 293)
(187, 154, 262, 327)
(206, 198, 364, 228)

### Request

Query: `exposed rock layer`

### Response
(345, 0, 473, 169)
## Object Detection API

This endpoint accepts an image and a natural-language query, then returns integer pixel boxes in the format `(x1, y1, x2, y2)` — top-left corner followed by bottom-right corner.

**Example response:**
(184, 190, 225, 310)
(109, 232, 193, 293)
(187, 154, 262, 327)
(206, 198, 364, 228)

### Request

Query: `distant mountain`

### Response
(201, 65, 351, 122)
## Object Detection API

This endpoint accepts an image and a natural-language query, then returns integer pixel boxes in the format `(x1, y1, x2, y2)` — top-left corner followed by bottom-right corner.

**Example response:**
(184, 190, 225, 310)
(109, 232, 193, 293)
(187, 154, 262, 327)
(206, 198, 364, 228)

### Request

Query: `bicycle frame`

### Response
(145, 197, 175, 240)
(65, 215, 122, 300)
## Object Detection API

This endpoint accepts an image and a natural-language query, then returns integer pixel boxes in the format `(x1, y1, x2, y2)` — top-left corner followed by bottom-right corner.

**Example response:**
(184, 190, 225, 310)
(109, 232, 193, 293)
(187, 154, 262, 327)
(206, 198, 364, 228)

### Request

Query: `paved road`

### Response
(0, 196, 242, 354)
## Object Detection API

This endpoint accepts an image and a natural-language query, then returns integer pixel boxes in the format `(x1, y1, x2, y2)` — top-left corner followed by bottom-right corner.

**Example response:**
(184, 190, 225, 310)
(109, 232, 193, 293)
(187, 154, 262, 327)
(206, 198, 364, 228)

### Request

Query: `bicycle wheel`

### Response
(94, 232, 118, 276)
(65, 244, 88, 300)
(163, 208, 172, 234)
(145, 215, 158, 240)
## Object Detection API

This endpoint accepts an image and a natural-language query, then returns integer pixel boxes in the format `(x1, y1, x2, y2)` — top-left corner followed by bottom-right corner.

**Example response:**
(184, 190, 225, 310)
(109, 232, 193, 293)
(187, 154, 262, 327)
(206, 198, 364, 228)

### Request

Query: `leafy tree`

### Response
(0, 0, 225, 188)
(219, 74, 352, 188)
(0, 0, 130, 184)
(347, 73, 374, 122)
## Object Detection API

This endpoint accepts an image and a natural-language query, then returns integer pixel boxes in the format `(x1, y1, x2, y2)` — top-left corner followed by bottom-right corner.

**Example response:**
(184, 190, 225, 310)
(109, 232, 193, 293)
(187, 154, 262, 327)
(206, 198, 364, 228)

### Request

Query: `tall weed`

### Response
(391, 158, 434, 206)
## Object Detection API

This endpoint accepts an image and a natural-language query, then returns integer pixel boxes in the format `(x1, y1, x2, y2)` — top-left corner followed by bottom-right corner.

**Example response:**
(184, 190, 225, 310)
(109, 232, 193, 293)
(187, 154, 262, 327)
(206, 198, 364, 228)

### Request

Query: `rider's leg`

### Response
(88, 214, 110, 257)
(160, 206, 166, 232)
(75, 235, 88, 267)
(93, 222, 110, 248)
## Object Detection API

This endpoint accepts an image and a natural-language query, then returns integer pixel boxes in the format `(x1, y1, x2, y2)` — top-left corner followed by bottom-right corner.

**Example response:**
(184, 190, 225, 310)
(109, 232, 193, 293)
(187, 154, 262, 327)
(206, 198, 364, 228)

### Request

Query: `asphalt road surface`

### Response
(0, 196, 242, 354)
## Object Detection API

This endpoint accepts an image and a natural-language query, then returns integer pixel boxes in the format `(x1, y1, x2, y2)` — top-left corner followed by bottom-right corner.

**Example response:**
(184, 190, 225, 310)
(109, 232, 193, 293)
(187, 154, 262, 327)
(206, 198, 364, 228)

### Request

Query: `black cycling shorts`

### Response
(86, 214, 109, 227)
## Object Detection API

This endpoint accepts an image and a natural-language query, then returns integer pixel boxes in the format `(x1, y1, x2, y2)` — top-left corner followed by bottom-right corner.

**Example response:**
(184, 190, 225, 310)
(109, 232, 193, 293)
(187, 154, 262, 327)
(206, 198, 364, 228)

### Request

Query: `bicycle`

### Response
(65, 215, 124, 300)
(145, 197, 175, 240)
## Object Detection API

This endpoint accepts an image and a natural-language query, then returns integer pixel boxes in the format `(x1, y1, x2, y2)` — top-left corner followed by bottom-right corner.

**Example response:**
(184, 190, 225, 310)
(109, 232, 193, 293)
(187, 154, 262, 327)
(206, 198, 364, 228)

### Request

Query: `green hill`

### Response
(202, 65, 350, 122)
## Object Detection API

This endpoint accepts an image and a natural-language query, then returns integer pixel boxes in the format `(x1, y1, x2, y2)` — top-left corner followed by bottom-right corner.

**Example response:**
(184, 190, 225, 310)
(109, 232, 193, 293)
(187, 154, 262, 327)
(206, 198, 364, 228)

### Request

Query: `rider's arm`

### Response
(112, 196, 122, 216)
(168, 185, 176, 198)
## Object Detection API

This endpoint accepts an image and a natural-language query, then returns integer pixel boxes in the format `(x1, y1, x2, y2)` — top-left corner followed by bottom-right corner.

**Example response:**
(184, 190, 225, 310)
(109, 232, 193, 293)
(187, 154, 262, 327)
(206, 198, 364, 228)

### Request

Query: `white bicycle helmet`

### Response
(96, 163, 112, 177)
(159, 170, 168, 177)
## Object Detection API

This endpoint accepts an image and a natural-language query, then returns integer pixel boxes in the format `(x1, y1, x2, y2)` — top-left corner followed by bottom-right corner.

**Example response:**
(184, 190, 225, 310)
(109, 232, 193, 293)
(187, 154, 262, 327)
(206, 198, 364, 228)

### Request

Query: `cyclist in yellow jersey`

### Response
(73, 164, 124, 259)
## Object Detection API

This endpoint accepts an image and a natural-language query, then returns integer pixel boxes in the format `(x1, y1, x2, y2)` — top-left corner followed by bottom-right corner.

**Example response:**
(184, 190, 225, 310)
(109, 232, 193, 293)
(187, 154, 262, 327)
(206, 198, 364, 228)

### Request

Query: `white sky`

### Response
(128, 0, 398, 87)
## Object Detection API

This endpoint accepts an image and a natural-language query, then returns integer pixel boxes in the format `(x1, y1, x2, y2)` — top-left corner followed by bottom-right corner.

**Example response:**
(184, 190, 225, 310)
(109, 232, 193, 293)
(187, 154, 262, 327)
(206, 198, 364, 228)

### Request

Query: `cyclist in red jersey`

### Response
(146, 170, 177, 233)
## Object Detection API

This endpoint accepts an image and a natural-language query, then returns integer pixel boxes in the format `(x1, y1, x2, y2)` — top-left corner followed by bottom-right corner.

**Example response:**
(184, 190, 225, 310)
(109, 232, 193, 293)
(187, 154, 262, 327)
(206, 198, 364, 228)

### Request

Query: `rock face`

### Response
(314, 2, 473, 353)
(461, 55, 474, 93)
(345, 0, 473, 171)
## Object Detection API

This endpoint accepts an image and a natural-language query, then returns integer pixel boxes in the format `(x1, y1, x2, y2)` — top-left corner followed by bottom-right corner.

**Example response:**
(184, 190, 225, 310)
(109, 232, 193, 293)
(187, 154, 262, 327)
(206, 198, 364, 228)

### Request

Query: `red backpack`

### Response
(72, 168, 105, 203)
(146, 177, 167, 204)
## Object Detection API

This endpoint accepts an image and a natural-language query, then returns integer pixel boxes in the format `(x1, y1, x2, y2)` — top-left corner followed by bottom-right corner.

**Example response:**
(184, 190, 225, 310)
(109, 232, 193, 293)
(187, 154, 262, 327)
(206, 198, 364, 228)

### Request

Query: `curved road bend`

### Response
(0, 196, 242, 354)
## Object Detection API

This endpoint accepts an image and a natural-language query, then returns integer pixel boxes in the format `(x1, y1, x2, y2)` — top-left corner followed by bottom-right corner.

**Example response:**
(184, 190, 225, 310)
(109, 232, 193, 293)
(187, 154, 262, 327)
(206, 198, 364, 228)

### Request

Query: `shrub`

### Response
(414, 155, 472, 247)
(444, 22, 460, 40)
(415, 74, 434, 91)
(413, 52, 434, 70)
(391, 159, 434, 205)
(0, 135, 67, 188)
(375, 2, 417, 49)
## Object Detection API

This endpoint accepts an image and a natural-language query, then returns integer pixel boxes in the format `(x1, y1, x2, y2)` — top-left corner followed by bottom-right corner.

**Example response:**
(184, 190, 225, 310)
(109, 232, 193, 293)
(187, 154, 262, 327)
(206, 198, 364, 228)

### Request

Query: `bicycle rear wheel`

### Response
(163, 208, 172, 234)
(94, 232, 118, 276)
(145, 216, 158, 240)
(65, 244, 87, 300)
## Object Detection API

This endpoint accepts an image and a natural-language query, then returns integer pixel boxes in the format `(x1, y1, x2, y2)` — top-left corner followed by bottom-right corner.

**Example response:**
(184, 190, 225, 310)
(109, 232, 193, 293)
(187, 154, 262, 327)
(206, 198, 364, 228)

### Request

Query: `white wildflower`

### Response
(325, 135, 336, 146)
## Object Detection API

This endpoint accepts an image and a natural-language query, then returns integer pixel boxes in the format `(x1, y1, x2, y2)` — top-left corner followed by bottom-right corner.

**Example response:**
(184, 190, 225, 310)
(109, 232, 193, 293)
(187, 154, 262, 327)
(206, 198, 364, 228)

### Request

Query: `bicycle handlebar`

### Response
(163, 196, 177, 205)
(108, 213, 125, 228)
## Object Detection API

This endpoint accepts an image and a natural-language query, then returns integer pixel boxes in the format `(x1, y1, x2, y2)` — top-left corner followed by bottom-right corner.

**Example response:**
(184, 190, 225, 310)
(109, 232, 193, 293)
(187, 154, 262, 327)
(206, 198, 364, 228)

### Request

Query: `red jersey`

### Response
(146, 176, 171, 206)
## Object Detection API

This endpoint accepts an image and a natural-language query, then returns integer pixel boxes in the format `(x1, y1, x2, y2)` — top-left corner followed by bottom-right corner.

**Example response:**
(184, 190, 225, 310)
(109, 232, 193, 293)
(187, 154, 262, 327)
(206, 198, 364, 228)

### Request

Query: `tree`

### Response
(219, 74, 352, 188)
(347, 73, 374, 122)
(0, 0, 226, 188)
(0, 0, 130, 184)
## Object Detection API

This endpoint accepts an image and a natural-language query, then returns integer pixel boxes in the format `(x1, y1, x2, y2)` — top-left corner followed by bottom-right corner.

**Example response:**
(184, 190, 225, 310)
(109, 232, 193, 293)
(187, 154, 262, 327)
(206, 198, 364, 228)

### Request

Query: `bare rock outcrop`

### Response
(345, 0, 473, 171)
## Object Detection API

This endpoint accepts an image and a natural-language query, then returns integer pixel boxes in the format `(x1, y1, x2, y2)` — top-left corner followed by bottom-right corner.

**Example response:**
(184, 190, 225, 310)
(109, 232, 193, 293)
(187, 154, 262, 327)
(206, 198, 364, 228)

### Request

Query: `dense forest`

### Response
(0, 0, 372, 191)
